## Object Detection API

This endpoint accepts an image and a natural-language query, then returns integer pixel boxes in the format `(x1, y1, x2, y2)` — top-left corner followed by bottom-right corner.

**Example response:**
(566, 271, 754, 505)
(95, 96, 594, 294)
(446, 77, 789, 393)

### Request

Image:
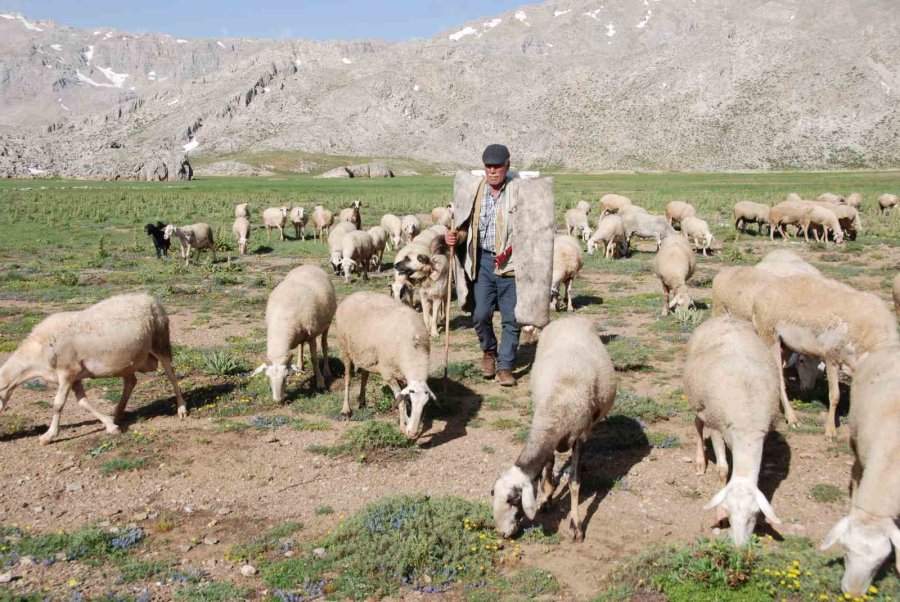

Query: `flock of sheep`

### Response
(2, 188, 900, 599)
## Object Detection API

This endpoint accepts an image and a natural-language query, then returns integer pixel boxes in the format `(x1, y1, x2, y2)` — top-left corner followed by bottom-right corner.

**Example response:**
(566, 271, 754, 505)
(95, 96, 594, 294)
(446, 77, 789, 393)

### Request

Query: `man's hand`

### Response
(445, 230, 459, 247)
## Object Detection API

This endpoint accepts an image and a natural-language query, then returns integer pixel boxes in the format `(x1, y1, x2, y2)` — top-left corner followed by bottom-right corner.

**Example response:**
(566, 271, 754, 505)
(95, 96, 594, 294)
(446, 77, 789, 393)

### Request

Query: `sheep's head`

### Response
(581, 224, 591, 241)
(279, 207, 289, 217)
(586, 238, 597, 255)
(145, 223, 157, 236)
(669, 288, 693, 311)
(491, 466, 538, 538)
(252, 360, 291, 402)
(704, 477, 780, 546)
(352, 200, 361, 210)
(329, 250, 343, 273)
(834, 227, 845, 244)
(397, 379, 435, 439)
(821, 513, 900, 598)
(163, 224, 176, 240)
(341, 257, 357, 280)
(795, 354, 821, 391)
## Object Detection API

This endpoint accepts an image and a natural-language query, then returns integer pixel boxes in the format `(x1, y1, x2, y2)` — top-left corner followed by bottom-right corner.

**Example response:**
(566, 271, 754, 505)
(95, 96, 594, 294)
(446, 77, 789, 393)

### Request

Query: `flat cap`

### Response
(481, 144, 510, 165)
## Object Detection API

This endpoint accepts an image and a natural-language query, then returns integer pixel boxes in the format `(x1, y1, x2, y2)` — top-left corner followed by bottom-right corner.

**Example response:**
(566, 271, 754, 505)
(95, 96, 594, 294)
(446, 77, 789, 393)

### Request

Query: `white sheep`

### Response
(598, 193, 632, 216)
(232, 216, 250, 255)
(401, 214, 421, 243)
(380, 214, 403, 250)
(339, 203, 362, 229)
(251, 265, 335, 400)
(587, 214, 627, 258)
(163, 223, 216, 266)
(550, 235, 582, 312)
(681, 216, 714, 256)
(665, 201, 697, 228)
(327, 221, 357, 273)
(234, 203, 250, 218)
(785, 192, 803, 203)
(817, 192, 845, 204)
(311, 205, 334, 244)
(755, 249, 821, 278)
(655, 234, 695, 315)
(430, 204, 453, 228)
(0, 294, 186, 444)
(263, 206, 289, 242)
(878, 193, 897, 214)
(820, 345, 900, 598)
(800, 205, 844, 244)
(290, 206, 308, 240)
(733, 201, 770, 234)
(844, 192, 862, 208)
(685, 317, 782, 546)
(367, 225, 388, 271)
(335, 291, 436, 439)
(564, 208, 591, 241)
(492, 316, 616, 542)
(624, 211, 675, 251)
(768, 201, 812, 241)
(340, 230, 375, 283)
(576, 200, 592, 215)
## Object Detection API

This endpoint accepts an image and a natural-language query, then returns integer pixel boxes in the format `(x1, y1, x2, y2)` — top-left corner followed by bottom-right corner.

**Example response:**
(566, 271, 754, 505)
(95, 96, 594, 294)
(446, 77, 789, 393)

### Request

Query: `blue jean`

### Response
(473, 248, 520, 370)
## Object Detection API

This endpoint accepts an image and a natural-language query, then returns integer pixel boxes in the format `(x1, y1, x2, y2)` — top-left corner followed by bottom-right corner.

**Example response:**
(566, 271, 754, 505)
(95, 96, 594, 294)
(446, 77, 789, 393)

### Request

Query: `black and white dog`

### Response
(145, 221, 171, 259)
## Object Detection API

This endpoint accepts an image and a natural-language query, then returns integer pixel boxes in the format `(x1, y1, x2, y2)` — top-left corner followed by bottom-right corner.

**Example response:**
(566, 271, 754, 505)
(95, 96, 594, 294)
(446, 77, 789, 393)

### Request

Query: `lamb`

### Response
(144, 221, 170, 259)
(598, 193, 632, 216)
(684, 317, 782, 546)
(800, 205, 844, 244)
(878, 193, 897, 213)
(623, 211, 675, 251)
(576, 200, 592, 215)
(401, 214, 421, 242)
(163, 223, 216, 266)
(665, 201, 697, 228)
(751, 275, 900, 436)
(340, 230, 374, 283)
(893, 274, 900, 317)
(564, 208, 591, 241)
(587, 214, 627, 258)
(655, 234, 695, 315)
(430, 204, 453, 228)
(491, 316, 616, 542)
(550, 235, 582, 312)
(817, 192, 845, 204)
(0, 293, 186, 444)
(843, 192, 862, 208)
(820, 345, 900, 598)
(366, 225, 388, 271)
(311, 205, 334, 244)
(234, 203, 250, 218)
(681, 215, 714, 256)
(732, 201, 770, 234)
(232, 216, 251, 255)
(768, 201, 813, 241)
(335, 291, 436, 439)
(380, 214, 402, 250)
(327, 221, 357, 273)
(290, 206, 307, 240)
(339, 200, 362, 229)
(251, 265, 335, 400)
(262, 206, 289, 242)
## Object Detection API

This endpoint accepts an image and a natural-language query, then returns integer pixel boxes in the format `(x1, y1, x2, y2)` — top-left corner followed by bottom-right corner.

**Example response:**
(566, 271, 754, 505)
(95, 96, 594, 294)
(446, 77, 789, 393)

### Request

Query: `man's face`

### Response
(484, 161, 509, 187)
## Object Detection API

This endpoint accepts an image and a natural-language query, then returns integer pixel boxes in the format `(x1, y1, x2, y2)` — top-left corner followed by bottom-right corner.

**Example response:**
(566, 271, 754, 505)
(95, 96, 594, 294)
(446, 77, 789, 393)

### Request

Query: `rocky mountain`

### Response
(0, 0, 897, 179)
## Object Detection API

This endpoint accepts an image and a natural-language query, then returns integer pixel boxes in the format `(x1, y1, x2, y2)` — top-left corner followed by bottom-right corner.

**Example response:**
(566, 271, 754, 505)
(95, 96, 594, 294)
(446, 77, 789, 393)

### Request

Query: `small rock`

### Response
(54, 553, 65, 562)
(33, 505, 45, 513)
(179, 544, 193, 554)
(66, 481, 82, 493)
(216, 507, 231, 516)
(19, 556, 34, 566)
(102, 508, 120, 517)
(0, 572, 11, 583)
(99, 521, 111, 528)
(240, 564, 257, 577)
(681, 456, 693, 463)
(62, 461, 75, 470)
(712, 527, 722, 536)
(203, 536, 219, 546)
(207, 520, 218, 528)
(312, 547, 327, 559)
(283, 550, 295, 558)
(132, 513, 148, 521)
(148, 512, 158, 520)
(264, 433, 278, 444)
(183, 505, 194, 515)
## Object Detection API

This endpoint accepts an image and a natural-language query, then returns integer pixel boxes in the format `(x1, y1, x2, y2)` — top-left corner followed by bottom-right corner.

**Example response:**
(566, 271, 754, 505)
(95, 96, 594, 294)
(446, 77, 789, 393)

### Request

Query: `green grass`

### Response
(99, 457, 148, 475)
(0, 524, 145, 566)
(224, 521, 303, 564)
(307, 420, 414, 461)
(613, 390, 675, 423)
(174, 582, 252, 602)
(809, 483, 846, 504)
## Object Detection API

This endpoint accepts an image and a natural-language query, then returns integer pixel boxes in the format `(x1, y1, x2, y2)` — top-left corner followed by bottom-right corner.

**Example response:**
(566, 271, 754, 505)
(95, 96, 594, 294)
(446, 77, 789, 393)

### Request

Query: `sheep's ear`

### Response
(704, 484, 730, 510)
(521, 482, 538, 520)
(251, 363, 267, 377)
(424, 384, 437, 401)
(397, 386, 411, 402)
(820, 516, 851, 551)
(754, 487, 781, 524)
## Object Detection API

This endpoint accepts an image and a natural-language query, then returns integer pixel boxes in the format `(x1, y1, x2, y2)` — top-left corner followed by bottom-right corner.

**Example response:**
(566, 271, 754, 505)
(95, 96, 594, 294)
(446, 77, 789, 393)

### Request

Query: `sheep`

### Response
(327, 221, 357, 273)
(598, 193, 632, 216)
(751, 275, 900, 436)
(311, 205, 334, 244)
(491, 316, 616, 541)
(550, 235, 582, 312)
(334, 291, 436, 439)
(878, 193, 897, 214)
(0, 293, 186, 444)
(820, 345, 900, 598)
(564, 208, 591, 241)
(623, 211, 675, 251)
(655, 234, 695, 315)
(262, 206, 289, 242)
(401, 214, 421, 243)
(843, 192, 862, 208)
(380, 214, 402, 250)
(163, 223, 215, 266)
(681, 216, 714, 256)
(367, 225, 388, 271)
(755, 249, 821, 279)
(809, 202, 861, 241)
(290, 206, 307, 240)
(785, 192, 803, 203)
(339, 201, 362, 229)
(232, 216, 251, 255)
(251, 265, 335, 400)
(430, 204, 453, 228)
(893, 274, 900, 317)
(234, 203, 250, 218)
(144, 221, 170, 259)
(733, 201, 770, 234)
(619, 204, 647, 217)
(817, 192, 845, 204)
(768, 201, 813, 241)
(684, 317, 782, 545)
(800, 205, 844, 244)
(665, 201, 697, 228)
(340, 230, 375, 282)
(587, 214, 627, 258)
(576, 200, 592, 215)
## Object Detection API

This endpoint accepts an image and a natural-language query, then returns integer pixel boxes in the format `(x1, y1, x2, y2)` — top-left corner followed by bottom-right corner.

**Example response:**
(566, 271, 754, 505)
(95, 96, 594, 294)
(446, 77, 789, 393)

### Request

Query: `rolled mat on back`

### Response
(510, 176, 554, 328)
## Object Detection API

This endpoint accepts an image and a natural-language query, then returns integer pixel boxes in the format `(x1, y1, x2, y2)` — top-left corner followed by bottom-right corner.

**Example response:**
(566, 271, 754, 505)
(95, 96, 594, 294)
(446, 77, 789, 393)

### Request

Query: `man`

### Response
(446, 144, 520, 387)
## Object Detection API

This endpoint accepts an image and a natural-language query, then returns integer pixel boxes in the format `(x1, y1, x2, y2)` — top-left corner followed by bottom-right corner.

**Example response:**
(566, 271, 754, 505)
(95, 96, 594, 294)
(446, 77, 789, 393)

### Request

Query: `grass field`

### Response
(0, 170, 899, 601)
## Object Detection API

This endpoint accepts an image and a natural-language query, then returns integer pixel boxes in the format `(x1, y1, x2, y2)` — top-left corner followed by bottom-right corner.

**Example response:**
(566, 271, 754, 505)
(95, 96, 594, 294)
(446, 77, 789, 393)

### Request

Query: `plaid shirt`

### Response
(477, 178, 508, 253)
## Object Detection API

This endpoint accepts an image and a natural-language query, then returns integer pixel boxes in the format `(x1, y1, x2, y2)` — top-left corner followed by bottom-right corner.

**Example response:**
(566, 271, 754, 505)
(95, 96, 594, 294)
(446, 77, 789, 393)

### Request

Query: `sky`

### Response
(0, 0, 530, 41)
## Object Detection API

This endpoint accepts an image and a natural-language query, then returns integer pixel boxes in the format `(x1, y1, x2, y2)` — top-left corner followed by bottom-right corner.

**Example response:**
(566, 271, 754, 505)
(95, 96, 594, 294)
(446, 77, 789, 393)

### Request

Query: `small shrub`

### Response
(199, 350, 242, 377)
(100, 457, 147, 476)
(809, 483, 845, 504)
(174, 582, 250, 602)
(314, 506, 334, 516)
(673, 305, 705, 328)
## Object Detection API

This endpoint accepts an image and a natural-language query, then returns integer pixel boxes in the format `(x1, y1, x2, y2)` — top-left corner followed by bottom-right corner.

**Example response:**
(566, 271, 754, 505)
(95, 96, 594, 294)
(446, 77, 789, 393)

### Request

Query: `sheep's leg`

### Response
(661, 282, 671, 317)
(357, 369, 368, 409)
(71, 381, 119, 435)
(279, 226, 284, 242)
(38, 379, 73, 445)
(566, 277, 575, 312)
(802, 223, 810, 242)
(568, 440, 585, 542)
(772, 343, 799, 427)
(538, 460, 556, 509)
(266, 226, 271, 243)
(824, 360, 840, 439)
(113, 374, 138, 423)
(157, 355, 187, 418)
(305, 337, 322, 390)
(320, 329, 331, 378)
(694, 415, 707, 476)
(709, 430, 729, 524)
(341, 355, 353, 417)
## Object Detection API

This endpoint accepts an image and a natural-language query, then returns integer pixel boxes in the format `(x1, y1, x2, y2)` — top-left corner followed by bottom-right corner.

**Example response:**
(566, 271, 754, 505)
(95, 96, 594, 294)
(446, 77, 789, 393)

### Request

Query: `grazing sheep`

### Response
(817, 192, 845, 204)
(893, 274, 900, 317)
(598, 193, 632, 216)
(550, 235, 582, 312)
(827, 203, 861, 241)
(380, 214, 402, 250)
(800, 205, 844, 244)
(681, 216, 714, 256)
(565, 208, 591, 241)
(327, 221, 357, 273)
(751, 275, 900, 436)
(335, 291, 435, 439)
(340, 203, 362, 229)
(234, 203, 250, 218)
(655, 234, 695, 315)
(624, 211, 675, 251)
(251, 265, 335, 399)
(685, 317, 782, 545)
(768, 201, 813, 241)
(843, 192, 862, 208)
(491, 316, 616, 541)
(587, 214, 627, 258)
(665, 201, 697, 228)
(163, 223, 215, 266)
(367, 225, 388, 271)
(576, 200, 592, 215)
(312, 205, 334, 244)
(733, 201, 770, 234)
(430, 204, 453, 228)
(340, 230, 374, 283)
(290, 206, 308, 240)
(820, 345, 900, 598)
(232, 216, 251, 255)
(878, 193, 898, 213)
(401, 214, 421, 243)
(0, 294, 186, 444)
(263, 206, 289, 242)
(145, 221, 170, 259)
